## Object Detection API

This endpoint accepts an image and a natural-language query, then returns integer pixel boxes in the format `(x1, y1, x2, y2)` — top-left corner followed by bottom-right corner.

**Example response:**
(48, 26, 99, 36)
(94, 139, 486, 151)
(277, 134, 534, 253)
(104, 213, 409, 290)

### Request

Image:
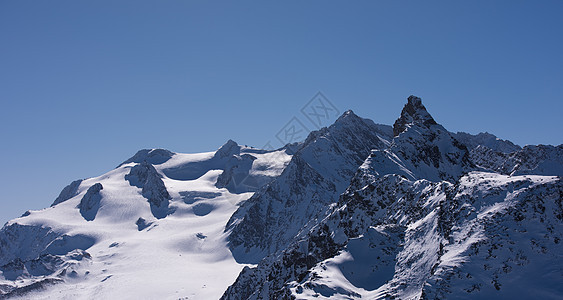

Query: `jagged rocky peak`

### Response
(335, 109, 358, 123)
(332, 109, 393, 138)
(364, 95, 473, 183)
(226, 108, 393, 263)
(301, 108, 391, 154)
(393, 95, 437, 136)
(332, 109, 377, 130)
(215, 139, 241, 158)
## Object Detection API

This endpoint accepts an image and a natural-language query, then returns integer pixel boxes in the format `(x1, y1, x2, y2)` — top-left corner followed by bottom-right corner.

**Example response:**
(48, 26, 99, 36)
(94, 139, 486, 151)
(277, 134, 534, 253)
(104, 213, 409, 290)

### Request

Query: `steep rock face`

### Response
(222, 171, 562, 299)
(0, 94, 559, 299)
(0, 224, 58, 266)
(226, 111, 392, 263)
(421, 178, 563, 298)
(222, 96, 561, 299)
(393, 95, 437, 137)
(0, 223, 94, 297)
(0, 248, 92, 297)
(369, 96, 474, 182)
(215, 139, 240, 159)
(51, 180, 83, 207)
(77, 183, 103, 221)
(125, 161, 171, 219)
(471, 144, 563, 176)
(454, 132, 521, 153)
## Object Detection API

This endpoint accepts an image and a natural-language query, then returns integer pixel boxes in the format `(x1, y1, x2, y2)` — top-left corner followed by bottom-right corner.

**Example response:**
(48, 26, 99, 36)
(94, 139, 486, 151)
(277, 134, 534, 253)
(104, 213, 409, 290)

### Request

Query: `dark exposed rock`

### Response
(0, 278, 63, 298)
(223, 96, 561, 299)
(119, 148, 174, 167)
(393, 95, 437, 137)
(226, 110, 392, 263)
(126, 161, 171, 219)
(51, 179, 83, 207)
(215, 154, 259, 193)
(454, 131, 521, 153)
(214, 139, 240, 159)
(370, 97, 474, 182)
(136, 217, 152, 231)
(0, 224, 58, 266)
(1, 94, 561, 299)
(471, 144, 563, 176)
(223, 171, 562, 299)
(78, 183, 103, 221)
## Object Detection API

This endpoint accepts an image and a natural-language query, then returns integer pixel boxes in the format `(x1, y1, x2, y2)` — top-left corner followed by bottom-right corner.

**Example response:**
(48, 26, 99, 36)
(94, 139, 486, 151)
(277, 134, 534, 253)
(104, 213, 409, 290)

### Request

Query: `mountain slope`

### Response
(226, 111, 393, 263)
(453, 131, 521, 153)
(367, 95, 474, 182)
(221, 96, 563, 299)
(0, 143, 291, 299)
(471, 144, 563, 177)
(1, 95, 560, 300)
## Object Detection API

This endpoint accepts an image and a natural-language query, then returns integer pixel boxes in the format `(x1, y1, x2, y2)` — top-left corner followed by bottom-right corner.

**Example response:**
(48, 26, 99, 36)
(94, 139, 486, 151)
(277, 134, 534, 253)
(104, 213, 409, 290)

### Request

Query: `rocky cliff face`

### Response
(223, 171, 561, 299)
(77, 183, 103, 221)
(226, 111, 393, 263)
(0, 222, 94, 297)
(471, 144, 563, 177)
(126, 161, 171, 219)
(368, 96, 474, 182)
(393, 95, 437, 136)
(51, 180, 83, 207)
(1, 95, 560, 299)
(222, 96, 563, 299)
(453, 131, 521, 153)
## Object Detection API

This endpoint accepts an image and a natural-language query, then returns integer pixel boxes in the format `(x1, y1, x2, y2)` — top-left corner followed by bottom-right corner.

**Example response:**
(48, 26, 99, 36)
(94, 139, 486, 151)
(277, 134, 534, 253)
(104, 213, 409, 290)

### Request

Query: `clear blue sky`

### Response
(1, 1, 562, 225)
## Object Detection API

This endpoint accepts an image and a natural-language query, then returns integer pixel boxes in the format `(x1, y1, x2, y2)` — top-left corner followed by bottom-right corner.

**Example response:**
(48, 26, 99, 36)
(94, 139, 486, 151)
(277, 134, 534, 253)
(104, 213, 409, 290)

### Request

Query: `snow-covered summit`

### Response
(471, 143, 563, 177)
(364, 96, 473, 182)
(454, 131, 521, 153)
(225, 110, 392, 263)
(221, 96, 562, 300)
(0, 140, 291, 299)
(1, 95, 560, 300)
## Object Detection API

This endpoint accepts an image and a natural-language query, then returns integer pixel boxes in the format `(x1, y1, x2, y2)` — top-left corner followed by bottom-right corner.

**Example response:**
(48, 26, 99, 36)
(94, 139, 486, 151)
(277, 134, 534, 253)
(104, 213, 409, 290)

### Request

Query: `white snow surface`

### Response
(1, 97, 561, 300)
(290, 172, 562, 299)
(0, 145, 291, 299)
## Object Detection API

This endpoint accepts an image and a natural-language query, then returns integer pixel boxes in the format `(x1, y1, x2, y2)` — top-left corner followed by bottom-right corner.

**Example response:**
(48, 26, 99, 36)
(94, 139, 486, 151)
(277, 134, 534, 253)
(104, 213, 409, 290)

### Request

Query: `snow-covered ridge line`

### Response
(0, 140, 292, 299)
(222, 95, 562, 299)
(1, 95, 561, 299)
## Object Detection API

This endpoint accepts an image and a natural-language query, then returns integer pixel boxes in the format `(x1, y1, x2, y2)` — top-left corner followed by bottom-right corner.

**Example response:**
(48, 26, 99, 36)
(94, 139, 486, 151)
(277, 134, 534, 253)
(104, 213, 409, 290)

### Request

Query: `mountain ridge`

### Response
(1, 95, 561, 299)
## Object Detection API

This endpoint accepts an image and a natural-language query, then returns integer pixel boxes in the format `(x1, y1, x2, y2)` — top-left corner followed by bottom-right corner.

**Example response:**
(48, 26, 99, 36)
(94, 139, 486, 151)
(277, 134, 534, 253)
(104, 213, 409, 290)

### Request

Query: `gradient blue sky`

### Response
(1, 1, 562, 224)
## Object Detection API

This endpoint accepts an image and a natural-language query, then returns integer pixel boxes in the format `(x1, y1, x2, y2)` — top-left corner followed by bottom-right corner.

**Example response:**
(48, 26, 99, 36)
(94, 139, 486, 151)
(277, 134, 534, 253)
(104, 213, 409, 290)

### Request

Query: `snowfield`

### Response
(1, 95, 561, 299)
(1, 146, 291, 299)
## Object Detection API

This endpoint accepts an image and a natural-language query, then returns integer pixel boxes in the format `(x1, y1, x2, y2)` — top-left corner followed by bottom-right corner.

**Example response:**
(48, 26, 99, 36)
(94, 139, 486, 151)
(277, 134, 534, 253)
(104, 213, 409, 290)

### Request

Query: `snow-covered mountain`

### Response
(226, 111, 393, 263)
(0, 144, 292, 299)
(221, 97, 562, 299)
(1, 95, 561, 299)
